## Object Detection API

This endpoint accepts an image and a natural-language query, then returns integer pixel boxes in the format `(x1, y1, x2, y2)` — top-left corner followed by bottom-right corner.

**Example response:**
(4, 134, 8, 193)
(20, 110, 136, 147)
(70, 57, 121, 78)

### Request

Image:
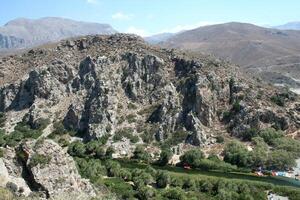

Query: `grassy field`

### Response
(117, 159, 300, 188)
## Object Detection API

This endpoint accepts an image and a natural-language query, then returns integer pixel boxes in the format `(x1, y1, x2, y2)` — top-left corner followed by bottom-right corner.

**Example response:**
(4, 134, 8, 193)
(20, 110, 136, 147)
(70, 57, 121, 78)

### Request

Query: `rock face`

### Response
(0, 140, 96, 199)
(0, 34, 299, 148)
(24, 140, 96, 198)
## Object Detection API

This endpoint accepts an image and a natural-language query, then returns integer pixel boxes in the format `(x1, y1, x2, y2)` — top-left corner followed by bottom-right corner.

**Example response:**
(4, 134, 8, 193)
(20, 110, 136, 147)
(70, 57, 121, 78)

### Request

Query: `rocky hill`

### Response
(0, 17, 116, 51)
(0, 34, 299, 198)
(160, 22, 300, 89)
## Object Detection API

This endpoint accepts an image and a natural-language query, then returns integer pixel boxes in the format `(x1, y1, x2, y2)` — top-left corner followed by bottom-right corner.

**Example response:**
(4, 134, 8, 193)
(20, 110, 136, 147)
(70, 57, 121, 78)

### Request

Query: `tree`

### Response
(223, 141, 250, 168)
(162, 187, 186, 200)
(179, 149, 204, 167)
(133, 145, 151, 163)
(267, 150, 296, 170)
(95, 146, 106, 159)
(136, 186, 156, 200)
(158, 148, 173, 166)
(105, 160, 121, 177)
(156, 170, 170, 188)
(259, 128, 283, 145)
(105, 146, 115, 159)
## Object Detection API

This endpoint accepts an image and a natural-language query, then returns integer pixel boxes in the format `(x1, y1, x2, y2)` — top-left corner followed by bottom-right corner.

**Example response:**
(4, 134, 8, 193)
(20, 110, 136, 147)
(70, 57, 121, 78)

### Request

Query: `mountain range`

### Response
(0, 17, 116, 51)
(158, 22, 300, 90)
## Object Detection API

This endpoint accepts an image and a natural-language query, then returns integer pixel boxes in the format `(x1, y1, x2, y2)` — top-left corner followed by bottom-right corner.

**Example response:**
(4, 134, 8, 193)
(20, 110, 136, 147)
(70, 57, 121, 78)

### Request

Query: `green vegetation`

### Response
(163, 129, 190, 147)
(0, 148, 4, 157)
(113, 127, 139, 143)
(133, 145, 151, 163)
(158, 148, 173, 166)
(30, 153, 52, 168)
(126, 114, 137, 123)
(0, 187, 13, 200)
(72, 156, 300, 200)
(0, 122, 43, 147)
(270, 91, 295, 107)
(0, 112, 6, 127)
(223, 135, 300, 171)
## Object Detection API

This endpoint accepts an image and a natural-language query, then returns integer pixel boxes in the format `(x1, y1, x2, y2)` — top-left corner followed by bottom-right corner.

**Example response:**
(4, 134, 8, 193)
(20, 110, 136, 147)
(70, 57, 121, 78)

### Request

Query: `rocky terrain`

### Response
(159, 22, 300, 90)
(0, 17, 116, 51)
(0, 34, 299, 198)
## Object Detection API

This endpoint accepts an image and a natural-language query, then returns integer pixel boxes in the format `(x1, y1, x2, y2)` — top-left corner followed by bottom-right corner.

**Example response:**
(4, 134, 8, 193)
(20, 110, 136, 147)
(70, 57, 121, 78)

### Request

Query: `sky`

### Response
(1, 0, 300, 36)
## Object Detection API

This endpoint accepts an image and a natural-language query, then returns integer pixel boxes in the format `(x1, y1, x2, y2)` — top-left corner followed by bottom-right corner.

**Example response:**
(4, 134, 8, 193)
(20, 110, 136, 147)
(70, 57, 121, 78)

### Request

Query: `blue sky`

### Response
(1, 0, 300, 36)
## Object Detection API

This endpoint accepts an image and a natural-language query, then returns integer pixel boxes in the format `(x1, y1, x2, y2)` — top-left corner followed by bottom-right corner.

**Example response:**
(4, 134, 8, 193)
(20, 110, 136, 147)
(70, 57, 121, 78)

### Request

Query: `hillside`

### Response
(161, 22, 300, 89)
(0, 34, 299, 199)
(0, 17, 116, 50)
(274, 22, 300, 30)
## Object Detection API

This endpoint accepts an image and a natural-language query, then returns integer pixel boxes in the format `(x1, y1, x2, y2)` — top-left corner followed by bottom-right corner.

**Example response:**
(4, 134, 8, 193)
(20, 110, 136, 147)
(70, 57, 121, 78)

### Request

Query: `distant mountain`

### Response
(0, 17, 116, 50)
(274, 22, 300, 30)
(144, 32, 175, 44)
(161, 22, 300, 89)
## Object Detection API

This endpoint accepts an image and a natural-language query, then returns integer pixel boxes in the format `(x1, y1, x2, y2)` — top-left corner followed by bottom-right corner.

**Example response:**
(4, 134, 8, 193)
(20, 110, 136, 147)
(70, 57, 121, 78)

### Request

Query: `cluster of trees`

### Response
(0, 122, 43, 147)
(179, 149, 238, 172)
(74, 157, 277, 200)
(68, 140, 114, 159)
(223, 131, 300, 170)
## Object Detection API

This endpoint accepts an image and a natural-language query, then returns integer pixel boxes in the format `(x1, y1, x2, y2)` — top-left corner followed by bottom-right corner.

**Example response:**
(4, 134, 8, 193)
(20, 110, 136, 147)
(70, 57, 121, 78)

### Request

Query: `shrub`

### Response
(156, 170, 170, 188)
(127, 114, 137, 123)
(259, 128, 284, 145)
(105, 160, 121, 177)
(158, 148, 173, 166)
(0, 148, 4, 157)
(68, 141, 86, 157)
(216, 135, 224, 143)
(105, 146, 115, 159)
(271, 95, 285, 106)
(30, 153, 51, 168)
(0, 112, 6, 127)
(223, 141, 250, 168)
(267, 150, 296, 170)
(133, 145, 151, 163)
(162, 187, 186, 200)
(179, 149, 205, 167)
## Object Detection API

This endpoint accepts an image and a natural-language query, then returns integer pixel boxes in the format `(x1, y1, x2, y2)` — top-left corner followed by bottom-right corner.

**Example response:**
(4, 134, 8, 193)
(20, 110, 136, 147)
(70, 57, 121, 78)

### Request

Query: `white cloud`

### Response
(161, 21, 219, 33)
(112, 12, 134, 20)
(125, 26, 150, 37)
(86, 0, 99, 4)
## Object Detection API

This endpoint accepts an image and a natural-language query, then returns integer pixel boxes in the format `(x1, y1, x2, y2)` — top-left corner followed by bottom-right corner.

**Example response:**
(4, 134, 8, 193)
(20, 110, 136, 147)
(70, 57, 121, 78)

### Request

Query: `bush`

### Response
(105, 146, 115, 159)
(216, 135, 224, 143)
(223, 141, 250, 168)
(30, 153, 51, 168)
(158, 148, 173, 166)
(162, 187, 186, 200)
(271, 95, 285, 106)
(0, 148, 4, 157)
(156, 170, 170, 188)
(68, 141, 86, 157)
(103, 178, 135, 199)
(126, 114, 137, 123)
(179, 149, 205, 167)
(133, 145, 151, 163)
(267, 150, 296, 170)
(0, 112, 6, 127)
(259, 128, 284, 145)
(105, 160, 121, 177)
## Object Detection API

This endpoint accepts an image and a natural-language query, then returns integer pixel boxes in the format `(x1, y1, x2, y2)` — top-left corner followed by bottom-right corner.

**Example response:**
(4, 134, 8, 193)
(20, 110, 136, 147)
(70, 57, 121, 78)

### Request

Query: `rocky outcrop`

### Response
(0, 34, 298, 147)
